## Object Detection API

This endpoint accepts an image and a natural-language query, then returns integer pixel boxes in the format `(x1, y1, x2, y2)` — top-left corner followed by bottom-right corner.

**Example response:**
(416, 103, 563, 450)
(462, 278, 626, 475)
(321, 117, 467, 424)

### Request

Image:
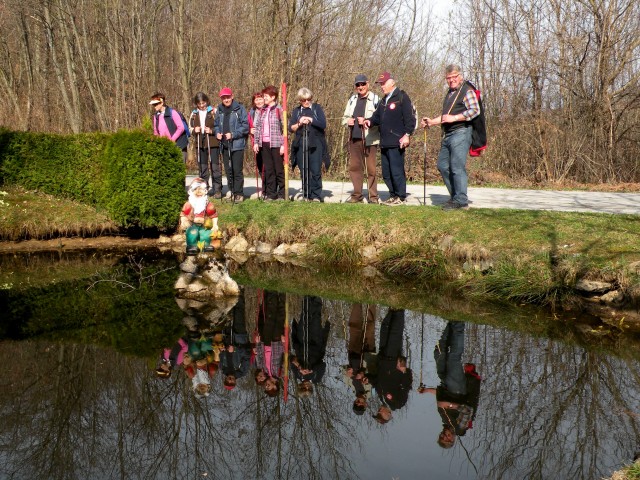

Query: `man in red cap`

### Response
(214, 87, 249, 202)
(364, 72, 416, 205)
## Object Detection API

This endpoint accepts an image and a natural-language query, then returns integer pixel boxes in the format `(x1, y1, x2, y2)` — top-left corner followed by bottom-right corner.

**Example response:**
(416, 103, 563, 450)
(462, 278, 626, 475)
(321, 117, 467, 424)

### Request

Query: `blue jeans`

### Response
(380, 147, 407, 200)
(437, 127, 472, 205)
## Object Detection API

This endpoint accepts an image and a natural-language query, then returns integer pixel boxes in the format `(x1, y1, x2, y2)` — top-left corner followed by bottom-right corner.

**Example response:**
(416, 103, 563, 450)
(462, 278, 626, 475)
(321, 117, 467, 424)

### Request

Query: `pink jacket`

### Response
(154, 108, 185, 142)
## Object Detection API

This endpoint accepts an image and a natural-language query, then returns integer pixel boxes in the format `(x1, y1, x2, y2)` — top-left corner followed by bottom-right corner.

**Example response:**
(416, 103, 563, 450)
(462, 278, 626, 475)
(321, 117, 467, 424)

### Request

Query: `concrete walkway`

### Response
(186, 175, 640, 215)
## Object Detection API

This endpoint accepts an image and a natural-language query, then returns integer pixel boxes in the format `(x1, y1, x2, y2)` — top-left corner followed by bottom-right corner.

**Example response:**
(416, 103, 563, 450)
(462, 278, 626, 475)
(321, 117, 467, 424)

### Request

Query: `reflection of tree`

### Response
(463, 324, 640, 480)
(2, 297, 640, 479)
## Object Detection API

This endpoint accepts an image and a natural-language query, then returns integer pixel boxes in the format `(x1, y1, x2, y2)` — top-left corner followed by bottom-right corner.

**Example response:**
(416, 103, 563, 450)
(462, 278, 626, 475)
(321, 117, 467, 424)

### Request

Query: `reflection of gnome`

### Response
(180, 177, 220, 255)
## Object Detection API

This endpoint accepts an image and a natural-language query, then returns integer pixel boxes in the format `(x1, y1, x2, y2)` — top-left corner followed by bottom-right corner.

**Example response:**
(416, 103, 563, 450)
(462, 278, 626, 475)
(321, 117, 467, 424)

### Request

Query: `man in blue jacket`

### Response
(215, 87, 249, 202)
(365, 72, 416, 205)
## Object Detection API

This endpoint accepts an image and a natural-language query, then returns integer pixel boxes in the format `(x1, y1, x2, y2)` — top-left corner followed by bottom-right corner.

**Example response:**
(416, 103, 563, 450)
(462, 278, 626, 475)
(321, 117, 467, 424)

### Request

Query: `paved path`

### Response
(186, 175, 640, 215)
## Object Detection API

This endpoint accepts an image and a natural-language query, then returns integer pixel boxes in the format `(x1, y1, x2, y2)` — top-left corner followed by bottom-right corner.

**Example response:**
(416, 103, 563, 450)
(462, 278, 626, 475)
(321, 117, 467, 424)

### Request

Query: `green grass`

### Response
(214, 199, 640, 306)
(0, 185, 116, 240)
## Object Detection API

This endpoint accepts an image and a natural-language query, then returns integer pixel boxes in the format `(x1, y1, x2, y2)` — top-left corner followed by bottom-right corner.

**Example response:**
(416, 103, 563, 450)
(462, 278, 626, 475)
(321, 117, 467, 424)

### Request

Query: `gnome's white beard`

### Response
(189, 194, 208, 215)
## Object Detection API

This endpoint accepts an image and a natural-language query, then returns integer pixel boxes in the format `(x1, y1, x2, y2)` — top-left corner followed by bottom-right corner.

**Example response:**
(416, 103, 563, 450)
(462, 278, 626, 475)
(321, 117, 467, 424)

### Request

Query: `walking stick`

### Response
(283, 292, 290, 403)
(340, 125, 350, 203)
(282, 83, 289, 198)
(206, 127, 212, 194)
(423, 127, 428, 206)
(227, 142, 236, 206)
(303, 125, 309, 200)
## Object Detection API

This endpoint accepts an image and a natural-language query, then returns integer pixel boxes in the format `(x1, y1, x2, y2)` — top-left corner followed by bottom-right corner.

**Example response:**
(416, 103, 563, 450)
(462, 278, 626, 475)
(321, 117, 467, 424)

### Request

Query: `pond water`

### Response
(0, 250, 638, 480)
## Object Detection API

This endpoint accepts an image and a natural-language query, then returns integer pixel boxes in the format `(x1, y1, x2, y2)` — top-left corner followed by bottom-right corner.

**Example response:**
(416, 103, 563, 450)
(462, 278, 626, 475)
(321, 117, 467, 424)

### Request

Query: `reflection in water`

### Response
(425, 321, 482, 450)
(1, 287, 640, 480)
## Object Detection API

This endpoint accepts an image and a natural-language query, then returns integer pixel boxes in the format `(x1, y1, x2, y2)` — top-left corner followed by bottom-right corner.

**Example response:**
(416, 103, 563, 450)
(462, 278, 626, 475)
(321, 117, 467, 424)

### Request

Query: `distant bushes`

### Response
(0, 129, 185, 229)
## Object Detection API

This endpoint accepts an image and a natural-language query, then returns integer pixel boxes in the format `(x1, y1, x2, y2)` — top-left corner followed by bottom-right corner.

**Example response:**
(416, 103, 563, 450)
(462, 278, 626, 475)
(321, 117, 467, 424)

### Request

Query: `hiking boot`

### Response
(442, 202, 469, 211)
(368, 198, 379, 204)
(225, 191, 232, 199)
(387, 197, 406, 206)
(234, 194, 244, 203)
(311, 198, 323, 203)
(346, 197, 363, 204)
(213, 192, 222, 200)
(382, 196, 398, 205)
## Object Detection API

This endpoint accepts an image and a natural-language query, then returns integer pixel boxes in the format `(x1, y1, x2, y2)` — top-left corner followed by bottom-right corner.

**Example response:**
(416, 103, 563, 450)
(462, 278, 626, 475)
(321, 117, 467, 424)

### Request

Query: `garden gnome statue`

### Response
(180, 177, 220, 255)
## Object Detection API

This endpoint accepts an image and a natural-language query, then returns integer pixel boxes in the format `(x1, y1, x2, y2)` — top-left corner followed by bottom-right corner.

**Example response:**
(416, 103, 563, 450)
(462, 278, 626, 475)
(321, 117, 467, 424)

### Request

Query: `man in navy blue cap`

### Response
(365, 72, 416, 205)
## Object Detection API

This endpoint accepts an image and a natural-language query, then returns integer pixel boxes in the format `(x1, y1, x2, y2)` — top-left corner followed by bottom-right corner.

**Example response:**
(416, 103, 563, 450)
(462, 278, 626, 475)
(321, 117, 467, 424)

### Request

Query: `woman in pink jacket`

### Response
(150, 92, 189, 163)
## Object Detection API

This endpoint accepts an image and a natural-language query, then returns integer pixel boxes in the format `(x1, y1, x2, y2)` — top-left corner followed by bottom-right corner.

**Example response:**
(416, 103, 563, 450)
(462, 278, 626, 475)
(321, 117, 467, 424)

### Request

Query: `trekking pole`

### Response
(339, 125, 349, 203)
(423, 126, 427, 206)
(303, 125, 309, 200)
(206, 129, 212, 195)
(228, 143, 236, 206)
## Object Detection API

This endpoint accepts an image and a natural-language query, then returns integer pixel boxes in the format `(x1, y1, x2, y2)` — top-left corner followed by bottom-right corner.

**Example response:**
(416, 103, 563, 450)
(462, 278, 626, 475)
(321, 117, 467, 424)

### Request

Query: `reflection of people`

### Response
(344, 303, 377, 413)
(183, 351, 218, 398)
(371, 309, 412, 423)
(291, 296, 330, 397)
(424, 321, 482, 448)
(421, 65, 480, 210)
(254, 290, 286, 397)
(220, 290, 251, 390)
(155, 337, 188, 378)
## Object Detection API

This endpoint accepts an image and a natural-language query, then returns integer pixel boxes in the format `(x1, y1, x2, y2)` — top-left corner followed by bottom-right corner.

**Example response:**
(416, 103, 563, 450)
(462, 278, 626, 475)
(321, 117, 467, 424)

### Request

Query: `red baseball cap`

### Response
(375, 72, 392, 84)
(219, 87, 233, 97)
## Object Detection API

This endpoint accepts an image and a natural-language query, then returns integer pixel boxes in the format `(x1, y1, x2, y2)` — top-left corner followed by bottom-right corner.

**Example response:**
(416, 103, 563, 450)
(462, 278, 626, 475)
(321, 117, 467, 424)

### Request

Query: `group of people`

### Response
(151, 64, 480, 209)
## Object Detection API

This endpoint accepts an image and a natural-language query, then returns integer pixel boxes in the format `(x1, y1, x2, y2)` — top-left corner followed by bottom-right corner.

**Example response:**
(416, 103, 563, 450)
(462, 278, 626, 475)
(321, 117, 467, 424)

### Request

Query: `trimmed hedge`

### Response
(0, 129, 185, 229)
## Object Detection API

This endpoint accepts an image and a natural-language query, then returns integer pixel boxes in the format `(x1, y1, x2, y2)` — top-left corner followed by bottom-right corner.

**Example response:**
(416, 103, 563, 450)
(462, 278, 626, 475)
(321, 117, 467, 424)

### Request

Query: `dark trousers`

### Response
(255, 148, 265, 196)
(222, 148, 244, 196)
(197, 146, 221, 194)
(296, 143, 323, 200)
(261, 143, 285, 199)
(380, 147, 407, 200)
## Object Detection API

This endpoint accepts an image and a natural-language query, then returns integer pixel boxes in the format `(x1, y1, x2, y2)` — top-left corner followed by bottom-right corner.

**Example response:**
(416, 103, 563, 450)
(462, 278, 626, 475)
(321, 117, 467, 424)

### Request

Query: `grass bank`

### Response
(217, 198, 640, 305)
(1, 186, 639, 312)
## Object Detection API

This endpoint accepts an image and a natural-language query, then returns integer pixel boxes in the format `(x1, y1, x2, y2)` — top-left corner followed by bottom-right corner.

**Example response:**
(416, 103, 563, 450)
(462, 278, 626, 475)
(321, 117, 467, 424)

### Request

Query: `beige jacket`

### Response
(342, 91, 380, 146)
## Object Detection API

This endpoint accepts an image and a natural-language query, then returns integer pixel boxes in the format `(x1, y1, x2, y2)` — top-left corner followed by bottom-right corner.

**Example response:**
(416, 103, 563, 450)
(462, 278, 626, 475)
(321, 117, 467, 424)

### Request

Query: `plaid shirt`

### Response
(254, 105, 284, 148)
(255, 340, 284, 378)
(448, 86, 480, 121)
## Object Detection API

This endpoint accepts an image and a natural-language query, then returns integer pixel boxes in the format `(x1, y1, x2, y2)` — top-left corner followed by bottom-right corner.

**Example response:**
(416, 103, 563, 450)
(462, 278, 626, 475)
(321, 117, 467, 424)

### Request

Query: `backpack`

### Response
(466, 81, 487, 157)
(396, 90, 417, 135)
(163, 106, 190, 139)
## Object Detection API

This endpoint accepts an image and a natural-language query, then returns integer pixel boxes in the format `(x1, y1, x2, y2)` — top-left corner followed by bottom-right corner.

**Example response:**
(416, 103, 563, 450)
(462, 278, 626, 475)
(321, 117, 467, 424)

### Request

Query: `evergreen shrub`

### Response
(0, 128, 185, 229)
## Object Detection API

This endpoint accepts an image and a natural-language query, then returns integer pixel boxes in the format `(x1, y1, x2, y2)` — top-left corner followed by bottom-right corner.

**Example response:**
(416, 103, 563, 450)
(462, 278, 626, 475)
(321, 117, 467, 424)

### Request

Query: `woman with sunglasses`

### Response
(288, 88, 327, 202)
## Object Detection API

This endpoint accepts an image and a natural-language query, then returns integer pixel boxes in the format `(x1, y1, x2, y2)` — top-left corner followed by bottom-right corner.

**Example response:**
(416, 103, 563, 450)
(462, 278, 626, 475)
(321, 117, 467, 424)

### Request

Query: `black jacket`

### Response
(368, 88, 416, 148)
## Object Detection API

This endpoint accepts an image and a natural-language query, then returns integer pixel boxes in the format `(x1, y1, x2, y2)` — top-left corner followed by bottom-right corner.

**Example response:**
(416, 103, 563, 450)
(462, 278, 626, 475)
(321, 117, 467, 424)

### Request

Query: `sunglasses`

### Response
(355, 82, 367, 87)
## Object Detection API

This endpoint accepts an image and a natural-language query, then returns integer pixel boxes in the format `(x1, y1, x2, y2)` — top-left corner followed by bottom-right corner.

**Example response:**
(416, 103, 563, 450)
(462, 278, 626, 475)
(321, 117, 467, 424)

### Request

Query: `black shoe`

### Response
(203, 245, 215, 252)
(442, 202, 469, 211)
(186, 247, 199, 256)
